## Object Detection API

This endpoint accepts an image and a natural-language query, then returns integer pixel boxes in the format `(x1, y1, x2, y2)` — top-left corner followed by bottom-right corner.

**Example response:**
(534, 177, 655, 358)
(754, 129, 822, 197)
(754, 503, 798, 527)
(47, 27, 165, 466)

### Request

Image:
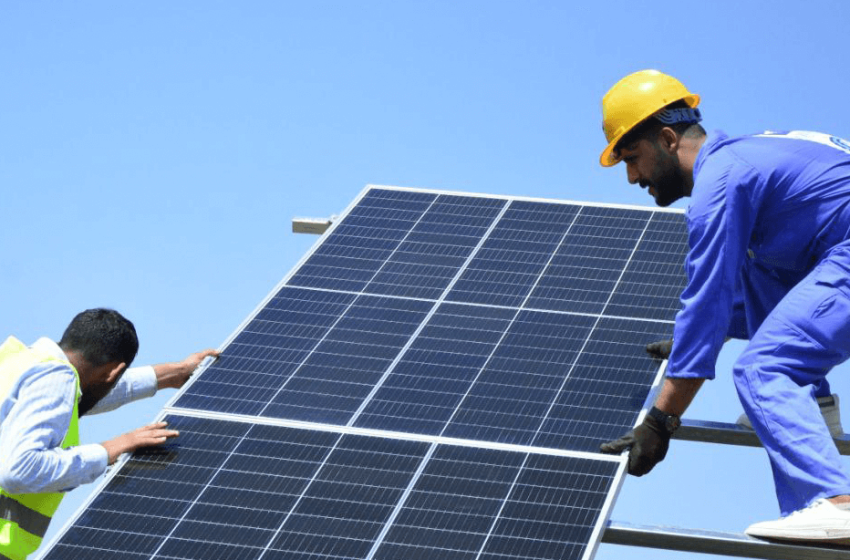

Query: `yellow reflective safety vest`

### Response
(0, 337, 80, 560)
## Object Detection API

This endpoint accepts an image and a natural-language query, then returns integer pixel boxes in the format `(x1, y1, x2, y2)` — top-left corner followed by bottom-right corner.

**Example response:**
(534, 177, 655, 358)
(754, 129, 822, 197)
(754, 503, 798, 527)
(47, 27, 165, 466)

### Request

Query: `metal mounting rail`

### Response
(673, 419, 850, 455)
(602, 520, 850, 560)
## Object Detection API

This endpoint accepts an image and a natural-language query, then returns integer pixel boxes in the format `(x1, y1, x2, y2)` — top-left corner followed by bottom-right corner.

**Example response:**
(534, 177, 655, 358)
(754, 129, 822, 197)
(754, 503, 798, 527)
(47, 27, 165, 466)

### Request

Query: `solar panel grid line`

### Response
(255, 434, 433, 560)
(443, 203, 584, 307)
(252, 301, 432, 423)
(360, 196, 507, 299)
(183, 292, 364, 414)
(56, 422, 255, 558)
(247, 430, 360, 560)
(459, 292, 677, 327)
(33, 415, 255, 560)
(143, 423, 277, 560)
(140, 418, 408, 560)
(374, 447, 620, 560)
(388, 353, 587, 384)
(345, 200, 513, 425)
(247, 287, 677, 326)
(155, 186, 385, 412)
(314, 233, 490, 268)
(522, 208, 653, 314)
(251, 310, 420, 418)
(373, 448, 525, 560)
(48, 543, 146, 560)
(482, 456, 624, 560)
(527, 212, 654, 449)
(365, 184, 687, 216)
(537, 328, 676, 445)
(223, 196, 508, 422)
(428, 260, 660, 446)
(430, 206, 586, 437)
(288, 291, 679, 326)
(360, 443, 438, 560)
(251, 194, 444, 415)
(470, 451, 540, 560)
(159, 409, 624, 463)
(342, 210, 672, 448)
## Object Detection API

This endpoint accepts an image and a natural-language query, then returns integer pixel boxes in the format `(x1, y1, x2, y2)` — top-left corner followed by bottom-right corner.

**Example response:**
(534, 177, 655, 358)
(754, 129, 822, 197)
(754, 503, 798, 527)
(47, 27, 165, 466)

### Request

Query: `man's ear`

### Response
(104, 362, 127, 384)
(659, 126, 679, 154)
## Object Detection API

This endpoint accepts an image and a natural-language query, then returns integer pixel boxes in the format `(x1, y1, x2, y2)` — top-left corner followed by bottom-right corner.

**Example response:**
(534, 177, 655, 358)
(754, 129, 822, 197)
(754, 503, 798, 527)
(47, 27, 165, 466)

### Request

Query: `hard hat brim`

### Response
(599, 93, 700, 167)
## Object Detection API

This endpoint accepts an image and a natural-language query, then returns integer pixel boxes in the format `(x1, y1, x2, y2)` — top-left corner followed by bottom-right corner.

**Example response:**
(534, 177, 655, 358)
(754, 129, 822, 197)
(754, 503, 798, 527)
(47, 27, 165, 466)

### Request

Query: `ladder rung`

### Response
(674, 419, 850, 455)
(603, 520, 850, 560)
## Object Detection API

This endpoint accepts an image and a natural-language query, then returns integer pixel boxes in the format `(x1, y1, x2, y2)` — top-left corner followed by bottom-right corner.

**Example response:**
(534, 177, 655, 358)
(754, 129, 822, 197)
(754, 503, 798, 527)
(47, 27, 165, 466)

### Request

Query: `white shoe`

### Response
(745, 499, 850, 543)
(736, 394, 844, 438)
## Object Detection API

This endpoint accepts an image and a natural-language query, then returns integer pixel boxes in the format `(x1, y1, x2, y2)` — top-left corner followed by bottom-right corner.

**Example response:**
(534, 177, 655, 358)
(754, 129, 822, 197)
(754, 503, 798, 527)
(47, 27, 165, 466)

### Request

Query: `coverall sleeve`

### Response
(0, 364, 107, 494)
(726, 280, 749, 340)
(667, 159, 762, 378)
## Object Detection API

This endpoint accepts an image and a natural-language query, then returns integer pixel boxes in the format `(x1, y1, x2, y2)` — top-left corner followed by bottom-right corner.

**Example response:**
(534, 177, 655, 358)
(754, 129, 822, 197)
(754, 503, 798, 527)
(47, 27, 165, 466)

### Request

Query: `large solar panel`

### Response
(38, 186, 688, 560)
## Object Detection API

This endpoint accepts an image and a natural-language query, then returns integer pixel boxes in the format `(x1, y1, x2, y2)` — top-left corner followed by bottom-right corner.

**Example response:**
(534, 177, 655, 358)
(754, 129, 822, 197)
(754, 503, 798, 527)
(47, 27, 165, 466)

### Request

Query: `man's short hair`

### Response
(615, 100, 707, 156)
(59, 308, 138, 367)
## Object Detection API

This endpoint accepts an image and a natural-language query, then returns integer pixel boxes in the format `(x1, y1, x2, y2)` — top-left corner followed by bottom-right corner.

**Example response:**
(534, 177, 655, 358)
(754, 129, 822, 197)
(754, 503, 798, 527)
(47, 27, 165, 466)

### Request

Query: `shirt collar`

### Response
(693, 130, 729, 182)
(31, 337, 81, 399)
(31, 337, 71, 362)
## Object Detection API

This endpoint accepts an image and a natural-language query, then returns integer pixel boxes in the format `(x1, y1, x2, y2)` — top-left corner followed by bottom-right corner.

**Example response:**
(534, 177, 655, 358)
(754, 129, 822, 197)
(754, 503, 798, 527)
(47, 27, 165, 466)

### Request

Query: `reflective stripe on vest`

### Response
(0, 336, 80, 560)
(0, 496, 50, 539)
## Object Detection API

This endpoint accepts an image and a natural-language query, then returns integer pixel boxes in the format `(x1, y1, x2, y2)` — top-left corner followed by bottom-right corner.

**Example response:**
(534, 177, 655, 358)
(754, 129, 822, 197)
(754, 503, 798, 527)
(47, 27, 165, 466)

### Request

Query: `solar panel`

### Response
(38, 185, 689, 560)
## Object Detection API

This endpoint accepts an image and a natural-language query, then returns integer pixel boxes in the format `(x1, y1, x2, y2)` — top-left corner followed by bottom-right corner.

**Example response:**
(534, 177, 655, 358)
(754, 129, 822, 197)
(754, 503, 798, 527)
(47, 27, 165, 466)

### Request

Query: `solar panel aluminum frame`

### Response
(36, 184, 682, 560)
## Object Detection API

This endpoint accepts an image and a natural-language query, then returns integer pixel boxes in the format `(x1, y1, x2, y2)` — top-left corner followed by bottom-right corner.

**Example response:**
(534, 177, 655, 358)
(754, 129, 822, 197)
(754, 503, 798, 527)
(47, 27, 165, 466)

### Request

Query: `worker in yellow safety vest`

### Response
(0, 308, 219, 559)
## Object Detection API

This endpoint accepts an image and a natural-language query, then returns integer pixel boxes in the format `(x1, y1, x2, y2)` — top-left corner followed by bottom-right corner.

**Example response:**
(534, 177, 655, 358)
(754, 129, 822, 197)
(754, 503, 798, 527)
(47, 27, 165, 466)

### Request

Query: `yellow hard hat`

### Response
(599, 69, 700, 167)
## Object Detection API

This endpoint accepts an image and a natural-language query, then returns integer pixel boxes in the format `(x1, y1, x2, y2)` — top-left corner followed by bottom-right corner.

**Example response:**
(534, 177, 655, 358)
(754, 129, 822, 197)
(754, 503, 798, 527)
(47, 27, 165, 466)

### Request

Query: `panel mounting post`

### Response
(292, 216, 334, 234)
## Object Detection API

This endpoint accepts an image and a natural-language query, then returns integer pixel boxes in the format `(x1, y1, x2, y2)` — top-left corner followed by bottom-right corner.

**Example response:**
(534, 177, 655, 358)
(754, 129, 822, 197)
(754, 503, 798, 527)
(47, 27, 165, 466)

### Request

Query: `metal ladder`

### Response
(602, 420, 850, 559)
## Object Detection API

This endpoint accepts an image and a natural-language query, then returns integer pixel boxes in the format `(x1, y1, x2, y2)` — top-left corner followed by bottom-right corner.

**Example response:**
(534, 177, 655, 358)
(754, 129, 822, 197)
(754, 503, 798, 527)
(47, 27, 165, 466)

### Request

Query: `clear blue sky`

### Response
(3, 2, 850, 559)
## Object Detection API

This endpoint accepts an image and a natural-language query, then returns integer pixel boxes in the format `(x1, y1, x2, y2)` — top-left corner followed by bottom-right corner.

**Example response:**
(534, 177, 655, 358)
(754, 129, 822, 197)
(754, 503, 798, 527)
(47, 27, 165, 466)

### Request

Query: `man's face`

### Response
(618, 138, 686, 207)
(78, 362, 126, 416)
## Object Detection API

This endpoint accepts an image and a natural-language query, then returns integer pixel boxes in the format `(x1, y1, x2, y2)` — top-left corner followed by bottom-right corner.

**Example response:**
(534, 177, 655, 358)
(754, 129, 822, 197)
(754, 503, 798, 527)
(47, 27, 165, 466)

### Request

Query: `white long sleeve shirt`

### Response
(0, 338, 158, 494)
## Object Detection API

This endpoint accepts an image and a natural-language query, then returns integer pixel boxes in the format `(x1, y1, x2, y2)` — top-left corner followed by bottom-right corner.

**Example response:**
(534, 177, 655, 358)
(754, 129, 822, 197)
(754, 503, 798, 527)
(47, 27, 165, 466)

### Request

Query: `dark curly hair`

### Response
(58, 308, 138, 368)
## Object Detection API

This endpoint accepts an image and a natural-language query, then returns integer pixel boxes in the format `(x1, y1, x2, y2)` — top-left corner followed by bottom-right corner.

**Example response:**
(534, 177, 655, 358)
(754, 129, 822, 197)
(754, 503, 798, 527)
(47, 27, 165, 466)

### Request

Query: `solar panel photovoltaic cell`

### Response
(40, 186, 688, 560)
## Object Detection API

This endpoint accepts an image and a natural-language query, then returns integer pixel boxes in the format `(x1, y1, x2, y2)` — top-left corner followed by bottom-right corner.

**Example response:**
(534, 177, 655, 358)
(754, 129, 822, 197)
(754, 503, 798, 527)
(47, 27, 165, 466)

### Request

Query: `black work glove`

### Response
(646, 338, 673, 360)
(599, 412, 671, 476)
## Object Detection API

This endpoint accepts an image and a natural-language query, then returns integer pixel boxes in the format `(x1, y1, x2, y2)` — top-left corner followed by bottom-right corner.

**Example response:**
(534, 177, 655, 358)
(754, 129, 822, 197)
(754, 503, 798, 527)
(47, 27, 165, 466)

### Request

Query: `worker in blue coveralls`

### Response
(598, 69, 850, 544)
(0, 308, 219, 559)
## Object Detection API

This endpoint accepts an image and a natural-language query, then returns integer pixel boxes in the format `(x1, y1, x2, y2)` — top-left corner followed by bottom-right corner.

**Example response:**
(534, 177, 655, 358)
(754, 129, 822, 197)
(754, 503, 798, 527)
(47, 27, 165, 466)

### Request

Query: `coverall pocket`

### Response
(812, 290, 840, 320)
(801, 279, 850, 361)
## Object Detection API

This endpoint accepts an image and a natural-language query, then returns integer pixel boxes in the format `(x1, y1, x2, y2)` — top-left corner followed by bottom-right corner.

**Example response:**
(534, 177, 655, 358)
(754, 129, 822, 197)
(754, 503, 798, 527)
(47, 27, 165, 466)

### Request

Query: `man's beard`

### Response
(649, 148, 687, 207)
(78, 378, 120, 416)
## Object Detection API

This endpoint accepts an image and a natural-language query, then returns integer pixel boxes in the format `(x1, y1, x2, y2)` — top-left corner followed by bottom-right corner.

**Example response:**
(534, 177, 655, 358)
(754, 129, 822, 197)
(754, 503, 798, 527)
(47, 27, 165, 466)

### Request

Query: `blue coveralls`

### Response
(668, 130, 850, 515)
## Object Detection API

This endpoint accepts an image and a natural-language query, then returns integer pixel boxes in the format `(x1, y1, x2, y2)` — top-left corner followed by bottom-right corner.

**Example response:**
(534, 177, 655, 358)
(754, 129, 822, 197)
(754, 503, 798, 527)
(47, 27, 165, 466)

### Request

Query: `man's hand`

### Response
(600, 414, 671, 476)
(155, 349, 220, 390)
(646, 338, 673, 360)
(101, 422, 179, 464)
